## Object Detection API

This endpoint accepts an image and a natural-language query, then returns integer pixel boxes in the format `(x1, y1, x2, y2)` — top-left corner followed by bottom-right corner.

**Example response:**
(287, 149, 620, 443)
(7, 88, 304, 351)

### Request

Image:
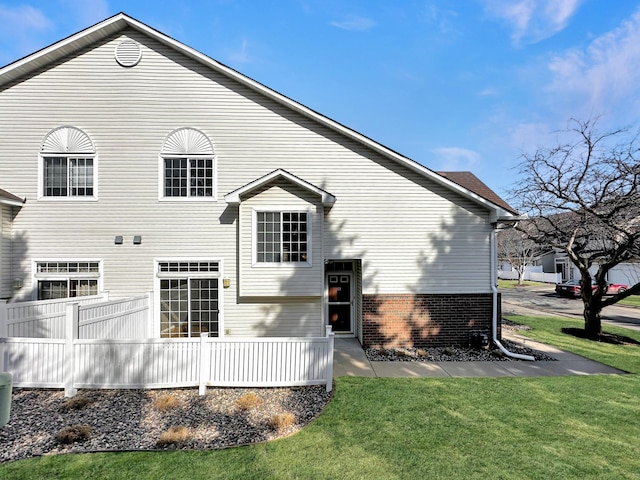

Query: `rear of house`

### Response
(0, 13, 517, 348)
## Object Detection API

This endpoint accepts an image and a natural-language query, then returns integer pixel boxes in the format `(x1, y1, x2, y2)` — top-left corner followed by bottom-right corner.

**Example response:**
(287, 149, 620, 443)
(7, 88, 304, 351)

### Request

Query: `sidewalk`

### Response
(333, 335, 626, 378)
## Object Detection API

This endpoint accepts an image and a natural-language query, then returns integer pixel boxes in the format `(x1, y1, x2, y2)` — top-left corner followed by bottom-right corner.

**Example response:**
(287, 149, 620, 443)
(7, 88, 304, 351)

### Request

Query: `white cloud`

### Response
(483, 0, 582, 45)
(506, 122, 555, 154)
(227, 37, 251, 64)
(0, 4, 53, 63)
(546, 7, 640, 121)
(330, 15, 376, 31)
(431, 147, 481, 171)
(0, 4, 52, 33)
(478, 87, 500, 97)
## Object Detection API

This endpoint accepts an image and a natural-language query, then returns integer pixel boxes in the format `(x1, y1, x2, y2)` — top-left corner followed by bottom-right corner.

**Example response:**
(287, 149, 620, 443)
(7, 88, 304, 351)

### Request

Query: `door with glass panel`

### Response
(327, 273, 353, 333)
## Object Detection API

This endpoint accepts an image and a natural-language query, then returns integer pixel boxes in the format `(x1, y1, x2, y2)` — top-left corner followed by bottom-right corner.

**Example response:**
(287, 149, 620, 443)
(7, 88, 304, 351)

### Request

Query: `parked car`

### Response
(555, 280, 629, 297)
(605, 283, 629, 295)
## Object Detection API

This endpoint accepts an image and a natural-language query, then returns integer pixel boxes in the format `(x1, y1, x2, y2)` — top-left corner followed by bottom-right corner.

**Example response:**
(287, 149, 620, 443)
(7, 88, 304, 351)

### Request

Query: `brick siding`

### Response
(362, 293, 501, 348)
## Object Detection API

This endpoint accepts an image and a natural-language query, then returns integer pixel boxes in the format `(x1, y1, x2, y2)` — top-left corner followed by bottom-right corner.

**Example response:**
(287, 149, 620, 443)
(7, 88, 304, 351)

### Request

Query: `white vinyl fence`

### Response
(498, 268, 562, 284)
(0, 306, 335, 395)
(0, 294, 110, 338)
(0, 294, 151, 340)
(78, 295, 151, 339)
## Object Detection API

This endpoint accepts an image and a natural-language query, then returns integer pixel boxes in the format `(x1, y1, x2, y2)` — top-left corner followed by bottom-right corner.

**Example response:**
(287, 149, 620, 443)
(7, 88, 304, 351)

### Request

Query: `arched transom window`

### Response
(160, 128, 216, 199)
(40, 126, 96, 198)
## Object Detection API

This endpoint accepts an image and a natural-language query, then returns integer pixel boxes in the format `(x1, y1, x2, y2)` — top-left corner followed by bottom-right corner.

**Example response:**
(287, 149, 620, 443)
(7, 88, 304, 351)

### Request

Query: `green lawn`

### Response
(619, 295, 640, 308)
(2, 317, 639, 480)
(498, 279, 545, 289)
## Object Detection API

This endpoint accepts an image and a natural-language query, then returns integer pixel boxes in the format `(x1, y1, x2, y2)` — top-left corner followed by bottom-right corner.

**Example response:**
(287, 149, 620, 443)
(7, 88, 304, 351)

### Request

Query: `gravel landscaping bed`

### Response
(365, 338, 555, 362)
(366, 322, 555, 362)
(0, 385, 332, 463)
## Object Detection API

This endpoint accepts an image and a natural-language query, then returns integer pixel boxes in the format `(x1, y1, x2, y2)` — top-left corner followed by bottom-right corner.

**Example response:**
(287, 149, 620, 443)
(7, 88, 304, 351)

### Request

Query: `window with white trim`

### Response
(160, 128, 216, 200)
(43, 156, 94, 197)
(163, 157, 214, 197)
(35, 261, 100, 300)
(256, 211, 309, 263)
(158, 261, 220, 338)
(39, 126, 96, 199)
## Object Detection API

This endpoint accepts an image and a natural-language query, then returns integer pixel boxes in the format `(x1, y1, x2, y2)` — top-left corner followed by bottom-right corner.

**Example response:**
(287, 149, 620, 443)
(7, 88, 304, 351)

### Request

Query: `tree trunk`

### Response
(583, 299, 602, 338)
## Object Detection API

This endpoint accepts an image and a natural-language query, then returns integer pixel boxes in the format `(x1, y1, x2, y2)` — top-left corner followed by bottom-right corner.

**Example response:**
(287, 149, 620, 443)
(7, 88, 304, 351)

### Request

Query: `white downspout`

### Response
(490, 227, 535, 361)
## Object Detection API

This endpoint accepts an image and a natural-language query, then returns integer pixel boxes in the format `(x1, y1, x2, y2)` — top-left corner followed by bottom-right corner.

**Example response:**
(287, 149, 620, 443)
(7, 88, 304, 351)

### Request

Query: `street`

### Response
(500, 283, 640, 332)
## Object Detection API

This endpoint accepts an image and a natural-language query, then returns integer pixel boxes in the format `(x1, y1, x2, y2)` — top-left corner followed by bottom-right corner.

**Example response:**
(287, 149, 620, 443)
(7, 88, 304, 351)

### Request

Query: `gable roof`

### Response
(0, 188, 25, 207)
(0, 12, 517, 221)
(225, 169, 336, 206)
(437, 171, 517, 214)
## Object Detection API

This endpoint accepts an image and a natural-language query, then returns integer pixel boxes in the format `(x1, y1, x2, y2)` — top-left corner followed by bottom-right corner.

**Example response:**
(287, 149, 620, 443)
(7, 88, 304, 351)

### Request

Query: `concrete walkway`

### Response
(333, 334, 626, 378)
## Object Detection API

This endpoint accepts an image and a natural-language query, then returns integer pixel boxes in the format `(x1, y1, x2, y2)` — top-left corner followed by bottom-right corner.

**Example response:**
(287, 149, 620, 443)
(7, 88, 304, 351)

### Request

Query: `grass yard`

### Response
(1, 317, 639, 480)
(619, 295, 640, 308)
(498, 279, 546, 289)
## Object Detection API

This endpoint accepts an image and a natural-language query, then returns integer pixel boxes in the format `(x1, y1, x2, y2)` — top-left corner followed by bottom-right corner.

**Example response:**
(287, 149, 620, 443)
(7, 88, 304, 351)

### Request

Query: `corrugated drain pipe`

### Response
(490, 227, 535, 361)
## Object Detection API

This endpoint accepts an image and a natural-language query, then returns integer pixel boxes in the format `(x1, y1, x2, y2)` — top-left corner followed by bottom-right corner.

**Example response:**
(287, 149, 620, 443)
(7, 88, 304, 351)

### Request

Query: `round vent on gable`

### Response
(115, 39, 142, 67)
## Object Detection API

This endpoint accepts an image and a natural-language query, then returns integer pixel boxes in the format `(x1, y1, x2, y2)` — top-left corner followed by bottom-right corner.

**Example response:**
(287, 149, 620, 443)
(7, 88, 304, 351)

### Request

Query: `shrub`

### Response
(56, 424, 91, 444)
(236, 392, 262, 411)
(157, 426, 191, 447)
(153, 393, 182, 411)
(268, 412, 296, 432)
(59, 395, 93, 412)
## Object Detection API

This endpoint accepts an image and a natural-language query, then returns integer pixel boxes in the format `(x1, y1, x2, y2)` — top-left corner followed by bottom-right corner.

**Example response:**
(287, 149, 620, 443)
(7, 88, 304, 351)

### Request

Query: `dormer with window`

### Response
(226, 169, 335, 298)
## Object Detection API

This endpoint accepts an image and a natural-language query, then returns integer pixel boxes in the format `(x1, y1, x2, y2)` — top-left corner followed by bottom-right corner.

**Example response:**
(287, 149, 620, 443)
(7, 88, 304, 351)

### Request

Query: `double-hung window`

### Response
(35, 261, 100, 300)
(158, 261, 220, 338)
(39, 126, 96, 200)
(256, 211, 310, 264)
(160, 128, 216, 200)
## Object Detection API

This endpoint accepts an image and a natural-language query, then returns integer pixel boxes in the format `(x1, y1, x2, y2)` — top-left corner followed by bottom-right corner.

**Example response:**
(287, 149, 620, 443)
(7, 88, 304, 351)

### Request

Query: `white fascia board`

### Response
(0, 198, 25, 207)
(225, 169, 336, 206)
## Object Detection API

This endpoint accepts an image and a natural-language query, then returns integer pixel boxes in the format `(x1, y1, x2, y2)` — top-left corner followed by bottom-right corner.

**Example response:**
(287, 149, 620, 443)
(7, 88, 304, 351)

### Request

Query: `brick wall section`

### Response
(362, 293, 501, 348)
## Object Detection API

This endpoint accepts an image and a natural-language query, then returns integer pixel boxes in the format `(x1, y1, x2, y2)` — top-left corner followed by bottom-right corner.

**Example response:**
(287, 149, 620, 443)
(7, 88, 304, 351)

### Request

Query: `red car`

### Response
(555, 280, 629, 297)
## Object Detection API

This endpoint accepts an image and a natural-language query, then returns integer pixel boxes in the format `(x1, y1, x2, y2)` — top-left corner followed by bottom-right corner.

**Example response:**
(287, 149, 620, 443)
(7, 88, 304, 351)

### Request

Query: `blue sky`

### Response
(2, 1, 640, 200)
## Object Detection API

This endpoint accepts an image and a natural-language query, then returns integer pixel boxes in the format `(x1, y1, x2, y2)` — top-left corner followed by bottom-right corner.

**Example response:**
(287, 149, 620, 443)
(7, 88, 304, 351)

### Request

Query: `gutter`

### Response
(490, 228, 535, 361)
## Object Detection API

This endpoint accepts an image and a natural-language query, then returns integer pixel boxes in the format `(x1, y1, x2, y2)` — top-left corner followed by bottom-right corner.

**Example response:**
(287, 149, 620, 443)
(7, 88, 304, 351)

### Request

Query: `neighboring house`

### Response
(0, 13, 518, 348)
(534, 249, 640, 286)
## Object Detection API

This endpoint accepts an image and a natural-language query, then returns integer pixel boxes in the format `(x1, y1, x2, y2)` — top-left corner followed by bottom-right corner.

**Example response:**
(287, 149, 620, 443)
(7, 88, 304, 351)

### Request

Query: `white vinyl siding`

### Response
(0, 28, 494, 337)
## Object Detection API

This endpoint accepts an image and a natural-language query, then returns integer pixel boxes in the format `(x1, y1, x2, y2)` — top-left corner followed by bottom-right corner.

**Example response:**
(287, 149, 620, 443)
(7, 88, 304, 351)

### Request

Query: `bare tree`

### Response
(509, 118, 640, 338)
(497, 227, 545, 285)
